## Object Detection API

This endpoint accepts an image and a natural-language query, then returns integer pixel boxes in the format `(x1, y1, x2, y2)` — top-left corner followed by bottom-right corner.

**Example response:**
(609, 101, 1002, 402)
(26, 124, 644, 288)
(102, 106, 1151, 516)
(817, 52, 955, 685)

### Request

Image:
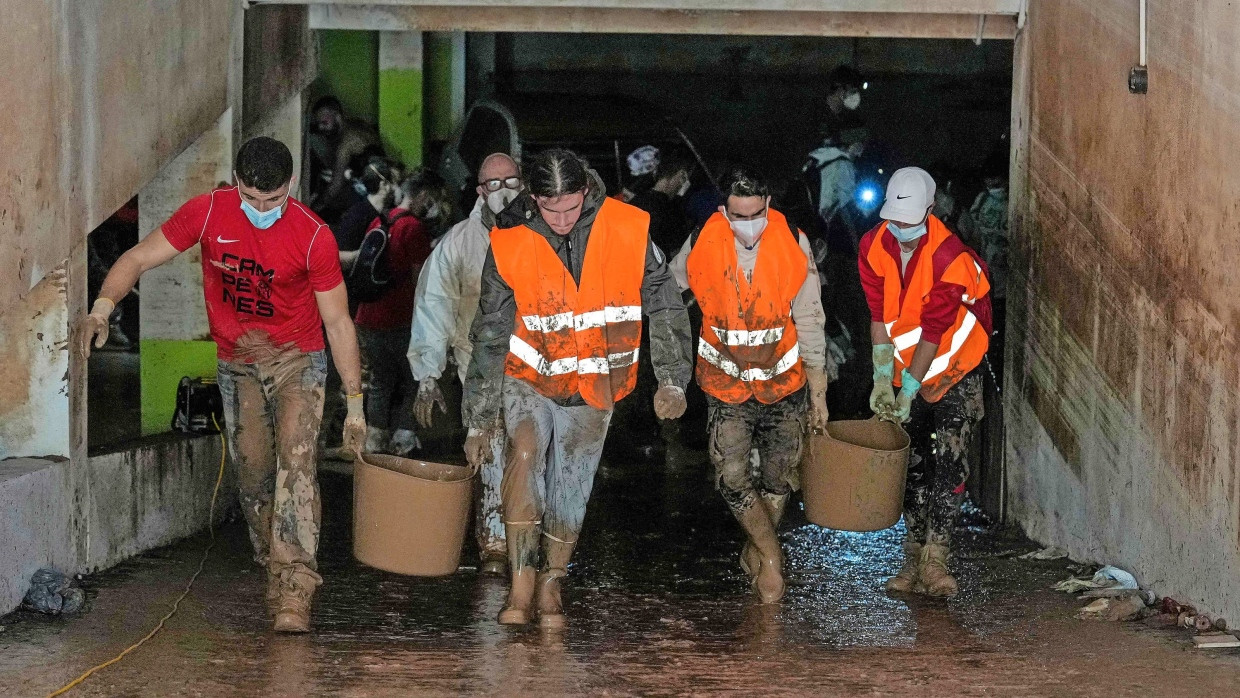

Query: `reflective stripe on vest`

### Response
(686, 209, 808, 405)
(866, 215, 989, 402)
(490, 198, 649, 409)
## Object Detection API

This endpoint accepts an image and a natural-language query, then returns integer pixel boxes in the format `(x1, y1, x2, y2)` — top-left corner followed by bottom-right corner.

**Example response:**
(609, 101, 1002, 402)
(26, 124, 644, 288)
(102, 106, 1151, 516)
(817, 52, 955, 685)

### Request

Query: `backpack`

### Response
(348, 211, 413, 303)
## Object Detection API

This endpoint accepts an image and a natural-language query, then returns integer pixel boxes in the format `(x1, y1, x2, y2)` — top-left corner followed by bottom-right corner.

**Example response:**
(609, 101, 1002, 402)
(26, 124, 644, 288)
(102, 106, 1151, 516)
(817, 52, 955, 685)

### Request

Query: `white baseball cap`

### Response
(880, 167, 936, 224)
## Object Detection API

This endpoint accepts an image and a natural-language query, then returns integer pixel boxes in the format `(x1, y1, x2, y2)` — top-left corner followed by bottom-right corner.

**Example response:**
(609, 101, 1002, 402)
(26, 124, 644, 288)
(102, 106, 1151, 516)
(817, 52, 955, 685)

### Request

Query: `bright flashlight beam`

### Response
(860, 188, 876, 203)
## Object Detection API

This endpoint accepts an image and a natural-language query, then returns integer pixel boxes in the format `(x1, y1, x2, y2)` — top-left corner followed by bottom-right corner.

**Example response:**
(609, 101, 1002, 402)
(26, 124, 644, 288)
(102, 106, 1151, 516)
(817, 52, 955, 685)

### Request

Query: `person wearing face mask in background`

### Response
(407, 153, 524, 576)
(306, 96, 382, 225)
(670, 166, 830, 604)
(333, 158, 401, 273)
(629, 148, 697, 257)
(74, 137, 365, 633)
(858, 167, 992, 599)
(349, 170, 444, 457)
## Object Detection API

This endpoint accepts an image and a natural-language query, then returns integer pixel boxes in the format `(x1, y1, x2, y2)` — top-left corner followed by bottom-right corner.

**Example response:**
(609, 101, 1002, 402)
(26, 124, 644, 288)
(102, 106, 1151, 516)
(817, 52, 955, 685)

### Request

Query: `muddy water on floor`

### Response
(3, 440, 1240, 696)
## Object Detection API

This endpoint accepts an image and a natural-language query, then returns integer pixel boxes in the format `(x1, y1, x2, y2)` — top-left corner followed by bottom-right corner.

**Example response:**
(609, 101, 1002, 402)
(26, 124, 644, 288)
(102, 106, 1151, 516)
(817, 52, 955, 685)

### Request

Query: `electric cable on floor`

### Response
(47, 417, 227, 698)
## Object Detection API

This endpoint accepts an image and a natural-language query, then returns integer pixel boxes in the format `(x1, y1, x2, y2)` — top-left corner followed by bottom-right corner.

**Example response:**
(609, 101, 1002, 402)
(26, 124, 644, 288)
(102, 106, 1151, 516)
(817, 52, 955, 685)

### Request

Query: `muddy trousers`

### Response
(475, 423, 507, 560)
(217, 351, 327, 589)
(903, 370, 984, 548)
(706, 387, 807, 513)
(357, 326, 417, 433)
(500, 379, 612, 548)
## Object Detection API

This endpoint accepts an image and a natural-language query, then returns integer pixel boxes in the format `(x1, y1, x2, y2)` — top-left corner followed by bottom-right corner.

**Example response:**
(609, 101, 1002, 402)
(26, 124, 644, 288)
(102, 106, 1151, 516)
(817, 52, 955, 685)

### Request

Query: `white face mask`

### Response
(424, 201, 442, 220)
(843, 92, 862, 110)
(676, 177, 691, 198)
(728, 214, 768, 248)
(486, 187, 519, 215)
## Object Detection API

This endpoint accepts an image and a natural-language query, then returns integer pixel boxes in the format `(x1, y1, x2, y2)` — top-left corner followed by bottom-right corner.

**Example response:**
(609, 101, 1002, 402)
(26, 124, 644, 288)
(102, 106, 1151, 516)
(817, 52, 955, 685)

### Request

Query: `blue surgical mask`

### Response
(887, 220, 926, 243)
(241, 195, 287, 230)
(352, 179, 368, 197)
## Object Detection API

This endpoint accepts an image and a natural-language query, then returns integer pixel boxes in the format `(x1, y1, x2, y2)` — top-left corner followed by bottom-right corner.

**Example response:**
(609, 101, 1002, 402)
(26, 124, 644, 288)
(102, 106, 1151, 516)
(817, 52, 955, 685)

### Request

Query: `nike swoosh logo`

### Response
(217, 238, 240, 243)
(896, 195, 910, 200)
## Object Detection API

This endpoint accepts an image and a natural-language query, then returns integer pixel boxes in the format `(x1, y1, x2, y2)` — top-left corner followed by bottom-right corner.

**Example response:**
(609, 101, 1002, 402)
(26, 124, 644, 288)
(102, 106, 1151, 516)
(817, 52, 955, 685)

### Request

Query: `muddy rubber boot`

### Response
(918, 543, 959, 598)
(741, 493, 788, 578)
(536, 535, 577, 630)
(272, 571, 316, 633)
(498, 524, 539, 625)
(733, 503, 785, 603)
(884, 541, 923, 594)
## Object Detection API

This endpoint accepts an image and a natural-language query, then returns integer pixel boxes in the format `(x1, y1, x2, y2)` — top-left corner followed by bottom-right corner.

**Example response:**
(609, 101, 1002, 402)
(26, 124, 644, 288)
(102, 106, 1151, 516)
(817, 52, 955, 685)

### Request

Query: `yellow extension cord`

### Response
(47, 417, 227, 698)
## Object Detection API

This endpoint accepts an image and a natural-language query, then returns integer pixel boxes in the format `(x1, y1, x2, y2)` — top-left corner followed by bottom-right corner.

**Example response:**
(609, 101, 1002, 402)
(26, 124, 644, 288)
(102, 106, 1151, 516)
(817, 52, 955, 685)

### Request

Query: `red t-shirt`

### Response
(161, 187, 344, 360)
(354, 212, 432, 330)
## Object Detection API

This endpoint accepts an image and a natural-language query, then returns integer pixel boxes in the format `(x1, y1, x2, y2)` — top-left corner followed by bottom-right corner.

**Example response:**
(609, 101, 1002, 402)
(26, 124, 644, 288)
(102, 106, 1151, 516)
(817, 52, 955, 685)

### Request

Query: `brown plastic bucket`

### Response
(801, 419, 910, 532)
(353, 452, 475, 576)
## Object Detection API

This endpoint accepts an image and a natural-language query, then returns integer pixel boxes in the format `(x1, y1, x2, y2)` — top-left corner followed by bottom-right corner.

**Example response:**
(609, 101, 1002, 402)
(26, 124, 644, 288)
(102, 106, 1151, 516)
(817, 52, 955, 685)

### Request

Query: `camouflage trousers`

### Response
(705, 386, 807, 513)
(903, 369, 984, 548)
(217, 351, 327, 589)
(501, 378, 612, 544)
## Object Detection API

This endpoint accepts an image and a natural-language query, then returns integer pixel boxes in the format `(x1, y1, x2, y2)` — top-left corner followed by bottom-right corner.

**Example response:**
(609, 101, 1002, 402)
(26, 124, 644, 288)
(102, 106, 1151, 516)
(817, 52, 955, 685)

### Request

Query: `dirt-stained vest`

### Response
(865, 214, 990, 402)
(686, 209, 808, 404)
(490, 198, 648, 410)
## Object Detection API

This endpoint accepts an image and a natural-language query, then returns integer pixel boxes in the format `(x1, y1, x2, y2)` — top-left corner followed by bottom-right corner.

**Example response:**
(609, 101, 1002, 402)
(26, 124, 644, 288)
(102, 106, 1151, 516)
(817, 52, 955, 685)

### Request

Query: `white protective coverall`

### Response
(408, 197, 506, 561)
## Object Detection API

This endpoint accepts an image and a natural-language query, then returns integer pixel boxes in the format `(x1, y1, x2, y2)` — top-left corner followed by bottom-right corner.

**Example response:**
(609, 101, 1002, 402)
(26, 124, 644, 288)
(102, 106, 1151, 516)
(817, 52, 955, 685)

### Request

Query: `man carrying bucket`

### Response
(858, 167, 991, 598)
(75, 137, 367, 632)
(462, 148, 693, 628)
(408, 153, 525, 577)
(670, 165, 830, 603)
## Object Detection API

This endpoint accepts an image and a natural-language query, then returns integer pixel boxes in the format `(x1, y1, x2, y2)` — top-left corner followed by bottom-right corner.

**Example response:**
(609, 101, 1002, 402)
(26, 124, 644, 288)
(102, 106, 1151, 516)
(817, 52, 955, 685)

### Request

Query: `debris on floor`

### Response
(1192, 633, 1240, 649)
(1019, 545, 1069, 561)
(1075, 594, 1148, 622)
(1054, 565, 1138, 594)
(22, 568, 85, 616)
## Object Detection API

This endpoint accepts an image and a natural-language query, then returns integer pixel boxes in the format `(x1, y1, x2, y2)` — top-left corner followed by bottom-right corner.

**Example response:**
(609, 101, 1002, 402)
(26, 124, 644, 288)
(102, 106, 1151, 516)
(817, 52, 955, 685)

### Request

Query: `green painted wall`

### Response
(379, 66, 424, 168)
(314, 30, 378, 123)
(140, 340, 219, 436)
(425, 33, 458, 142)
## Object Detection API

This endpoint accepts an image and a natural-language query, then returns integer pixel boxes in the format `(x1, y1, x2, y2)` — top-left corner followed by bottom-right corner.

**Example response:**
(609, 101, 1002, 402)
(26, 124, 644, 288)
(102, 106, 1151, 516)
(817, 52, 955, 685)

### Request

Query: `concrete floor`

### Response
(3, 439, 1239, 697)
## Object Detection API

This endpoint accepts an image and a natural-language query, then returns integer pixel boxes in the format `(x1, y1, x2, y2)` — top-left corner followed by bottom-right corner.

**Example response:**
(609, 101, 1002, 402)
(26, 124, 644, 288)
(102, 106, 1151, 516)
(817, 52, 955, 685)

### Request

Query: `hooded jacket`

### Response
(462, 169, 693, 427)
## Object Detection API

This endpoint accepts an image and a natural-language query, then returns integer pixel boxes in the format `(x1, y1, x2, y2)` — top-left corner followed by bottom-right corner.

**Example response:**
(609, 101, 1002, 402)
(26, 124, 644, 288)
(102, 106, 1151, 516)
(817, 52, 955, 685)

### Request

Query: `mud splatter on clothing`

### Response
(217, 350, 327, 589)
(706, 386, 807, 512)
(903, 370, 984, 547)
(500, 378, 612, 543)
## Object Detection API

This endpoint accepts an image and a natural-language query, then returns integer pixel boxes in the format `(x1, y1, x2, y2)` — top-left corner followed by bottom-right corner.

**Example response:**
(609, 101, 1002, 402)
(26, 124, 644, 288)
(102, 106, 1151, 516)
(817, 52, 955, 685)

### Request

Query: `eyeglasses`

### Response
(480, 176, 522, 192)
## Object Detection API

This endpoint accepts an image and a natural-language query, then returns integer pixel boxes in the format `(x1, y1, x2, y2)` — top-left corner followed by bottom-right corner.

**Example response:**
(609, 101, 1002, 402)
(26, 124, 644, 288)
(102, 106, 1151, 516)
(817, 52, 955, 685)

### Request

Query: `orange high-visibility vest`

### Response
(866, 215, 990, 403)
(490, 198, 648, 410)
(686, 209, 808, 404)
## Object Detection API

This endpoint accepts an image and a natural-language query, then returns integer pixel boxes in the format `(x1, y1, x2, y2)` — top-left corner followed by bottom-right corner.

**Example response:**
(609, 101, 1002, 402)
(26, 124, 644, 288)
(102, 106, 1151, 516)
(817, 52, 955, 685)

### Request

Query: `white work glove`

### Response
(464, 425, 497, 468)
(413, 378, 448, 430)
(653, 384, 687, 420)
(75, 298, 115, 359)
(343, 393, 367, 456)
(805, 366, 829, 432)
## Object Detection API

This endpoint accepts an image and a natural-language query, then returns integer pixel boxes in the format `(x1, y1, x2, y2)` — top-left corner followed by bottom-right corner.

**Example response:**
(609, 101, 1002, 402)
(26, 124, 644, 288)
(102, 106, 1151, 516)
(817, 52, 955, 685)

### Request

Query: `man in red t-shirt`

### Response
(351, 171, 437, 456)
(74, 137, 365, 634)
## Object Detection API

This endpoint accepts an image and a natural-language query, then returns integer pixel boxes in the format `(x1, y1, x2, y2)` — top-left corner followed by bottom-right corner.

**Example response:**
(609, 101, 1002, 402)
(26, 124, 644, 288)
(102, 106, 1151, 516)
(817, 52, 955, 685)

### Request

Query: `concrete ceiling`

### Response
(261, 1, 1024, 38)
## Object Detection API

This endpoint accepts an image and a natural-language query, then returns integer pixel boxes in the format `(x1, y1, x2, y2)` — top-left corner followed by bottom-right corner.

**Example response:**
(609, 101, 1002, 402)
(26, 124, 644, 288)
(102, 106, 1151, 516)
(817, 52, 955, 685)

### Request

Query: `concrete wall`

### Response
(0, 1, 314, 613)
(1007, 0, 1240, 620)
(0, 435, 226, 614)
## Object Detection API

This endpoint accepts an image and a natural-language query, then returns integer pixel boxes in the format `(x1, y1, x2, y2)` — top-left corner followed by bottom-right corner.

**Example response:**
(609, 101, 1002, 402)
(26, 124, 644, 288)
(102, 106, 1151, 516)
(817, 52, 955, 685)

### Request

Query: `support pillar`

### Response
(426, 31, 466, 146)
(243, 92, 305, 200)
(137, 109, 234, 436)
(379, 31, 424, 168)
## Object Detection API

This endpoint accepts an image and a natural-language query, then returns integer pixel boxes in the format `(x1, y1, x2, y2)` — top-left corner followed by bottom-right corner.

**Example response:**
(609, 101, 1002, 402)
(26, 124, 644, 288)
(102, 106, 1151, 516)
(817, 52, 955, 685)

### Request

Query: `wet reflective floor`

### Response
(4, 438, 1240, 697)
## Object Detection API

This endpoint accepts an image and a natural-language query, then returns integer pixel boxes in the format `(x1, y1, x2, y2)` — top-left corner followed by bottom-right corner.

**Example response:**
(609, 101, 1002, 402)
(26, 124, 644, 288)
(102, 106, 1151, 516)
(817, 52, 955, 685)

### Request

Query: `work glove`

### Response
(805, 366, 829, 432)
(413, 378, 447, 429)
(890, 369, 922, 424)
(464, 425, 497, 468)
(870, 344, 897, 419)
(653, 384, 687, 420)
(343, 392, 367, 456)
(75, 298, 115, 359)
